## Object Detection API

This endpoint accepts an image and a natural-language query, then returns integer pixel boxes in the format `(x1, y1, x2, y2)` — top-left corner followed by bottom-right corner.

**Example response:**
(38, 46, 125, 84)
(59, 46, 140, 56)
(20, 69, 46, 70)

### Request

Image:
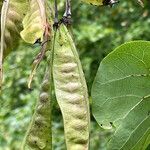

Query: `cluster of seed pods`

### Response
(53, 24, 90, 150)
(22, 69, 52, 150)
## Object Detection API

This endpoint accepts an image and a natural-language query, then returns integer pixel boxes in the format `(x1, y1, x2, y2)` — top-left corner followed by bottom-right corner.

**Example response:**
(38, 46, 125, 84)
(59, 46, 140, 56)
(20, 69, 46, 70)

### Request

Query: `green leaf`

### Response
(20, 0, 46, 44)
(0, 0, 28, 87)
(131, 129, 150, 150)
(92, 41, 150, 150)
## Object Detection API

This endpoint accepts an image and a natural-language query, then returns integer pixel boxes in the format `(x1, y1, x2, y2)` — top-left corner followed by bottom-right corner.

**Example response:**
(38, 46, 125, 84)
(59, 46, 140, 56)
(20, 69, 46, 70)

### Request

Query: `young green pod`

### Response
(53, 24, 90, 150)
(22, 69, 52, 150)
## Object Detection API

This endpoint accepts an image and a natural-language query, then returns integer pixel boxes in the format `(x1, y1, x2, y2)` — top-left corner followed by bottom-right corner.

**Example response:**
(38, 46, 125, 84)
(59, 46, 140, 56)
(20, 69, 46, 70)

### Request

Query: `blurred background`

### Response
(0, 0, 150, 149)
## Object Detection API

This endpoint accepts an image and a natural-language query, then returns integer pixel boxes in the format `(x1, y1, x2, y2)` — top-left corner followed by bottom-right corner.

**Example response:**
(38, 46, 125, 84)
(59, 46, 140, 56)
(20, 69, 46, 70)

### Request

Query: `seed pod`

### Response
(22, 69, 52, 150)
(0, 0, 28, 87)
(0, 0, 28, 57)
(53, 24, 90, 150)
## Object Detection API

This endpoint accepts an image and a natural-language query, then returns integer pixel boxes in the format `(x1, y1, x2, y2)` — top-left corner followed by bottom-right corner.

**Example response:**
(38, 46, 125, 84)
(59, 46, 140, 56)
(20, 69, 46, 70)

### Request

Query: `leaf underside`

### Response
(92, 41, 150, 150)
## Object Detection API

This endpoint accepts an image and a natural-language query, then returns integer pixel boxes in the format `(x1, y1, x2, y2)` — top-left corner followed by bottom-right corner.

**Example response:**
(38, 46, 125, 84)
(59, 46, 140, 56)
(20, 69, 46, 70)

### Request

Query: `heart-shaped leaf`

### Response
(92, 41, 150, 149)
(20, 0, 46, 44)
(0, 0, 28, 87)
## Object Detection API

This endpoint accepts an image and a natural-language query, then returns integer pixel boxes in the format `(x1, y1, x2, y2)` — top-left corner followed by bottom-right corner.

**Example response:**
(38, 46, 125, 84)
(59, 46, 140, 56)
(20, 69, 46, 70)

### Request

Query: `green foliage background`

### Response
(0, 1, 150, 149)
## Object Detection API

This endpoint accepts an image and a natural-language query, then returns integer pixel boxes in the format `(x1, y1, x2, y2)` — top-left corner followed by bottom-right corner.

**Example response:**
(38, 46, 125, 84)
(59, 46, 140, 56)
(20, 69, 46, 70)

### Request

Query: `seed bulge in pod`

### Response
(41, 79, 49, 92)
(40, 92, 49, 103)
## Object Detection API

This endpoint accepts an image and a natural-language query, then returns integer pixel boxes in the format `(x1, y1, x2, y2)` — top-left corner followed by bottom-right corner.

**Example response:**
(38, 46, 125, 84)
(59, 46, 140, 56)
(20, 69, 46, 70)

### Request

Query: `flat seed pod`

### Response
(0, 0, 28, 87)
(20, 0, 46, 44)
(0, 0, 28, 56)
(53, 24, 90, 150)
(22, 68, 52, 150)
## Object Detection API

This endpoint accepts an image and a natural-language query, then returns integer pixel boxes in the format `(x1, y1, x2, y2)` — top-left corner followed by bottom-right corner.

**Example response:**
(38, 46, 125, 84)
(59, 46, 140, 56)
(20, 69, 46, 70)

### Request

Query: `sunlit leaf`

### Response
(20, 0, 46, 44)
(92, 41, 150, 149)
